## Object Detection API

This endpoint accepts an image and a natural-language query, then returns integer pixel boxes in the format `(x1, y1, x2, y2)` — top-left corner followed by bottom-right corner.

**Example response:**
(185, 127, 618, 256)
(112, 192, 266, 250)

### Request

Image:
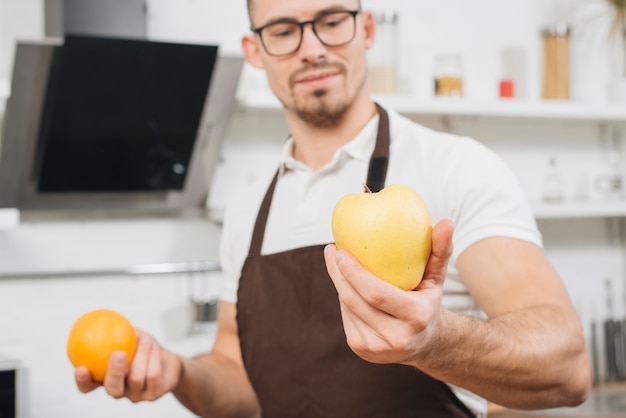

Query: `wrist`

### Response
(168, 352, 186, 395)
(409, 308, 454, 369)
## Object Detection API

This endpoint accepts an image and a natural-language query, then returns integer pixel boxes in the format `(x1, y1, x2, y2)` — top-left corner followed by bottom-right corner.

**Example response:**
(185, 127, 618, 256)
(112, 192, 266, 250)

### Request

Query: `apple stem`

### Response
(363, 183, 373, 194)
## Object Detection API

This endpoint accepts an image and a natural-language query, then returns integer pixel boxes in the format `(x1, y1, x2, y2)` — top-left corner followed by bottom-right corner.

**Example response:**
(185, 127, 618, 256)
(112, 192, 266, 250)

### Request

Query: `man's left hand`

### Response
(324, 219, 454, 365)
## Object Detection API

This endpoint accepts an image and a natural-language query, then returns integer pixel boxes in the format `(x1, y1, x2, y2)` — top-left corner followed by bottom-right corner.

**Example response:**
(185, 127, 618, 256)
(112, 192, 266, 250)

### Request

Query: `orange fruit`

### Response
(67, 309, 137, 382)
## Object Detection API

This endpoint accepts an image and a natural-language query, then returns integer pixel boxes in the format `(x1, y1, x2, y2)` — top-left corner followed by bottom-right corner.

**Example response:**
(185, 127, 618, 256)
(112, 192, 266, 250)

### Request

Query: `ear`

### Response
(362, 11, 376, 51)
(242, 34, 265, 69)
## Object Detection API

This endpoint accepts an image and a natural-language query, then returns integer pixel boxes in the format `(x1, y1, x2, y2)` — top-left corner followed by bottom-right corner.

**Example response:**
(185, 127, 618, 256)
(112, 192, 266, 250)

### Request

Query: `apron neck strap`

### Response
(366, 103, 390, 193)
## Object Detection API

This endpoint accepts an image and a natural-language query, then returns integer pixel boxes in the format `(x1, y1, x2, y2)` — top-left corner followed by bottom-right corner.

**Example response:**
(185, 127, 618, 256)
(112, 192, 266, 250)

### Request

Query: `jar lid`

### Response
(372, 10, 398, 24)
(542, 22, 570, 36)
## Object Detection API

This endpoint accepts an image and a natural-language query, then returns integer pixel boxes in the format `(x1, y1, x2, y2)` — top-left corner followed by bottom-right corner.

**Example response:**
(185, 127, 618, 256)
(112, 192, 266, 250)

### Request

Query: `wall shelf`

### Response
(240, 92, 626, 122)
(532, 200, 626, 220)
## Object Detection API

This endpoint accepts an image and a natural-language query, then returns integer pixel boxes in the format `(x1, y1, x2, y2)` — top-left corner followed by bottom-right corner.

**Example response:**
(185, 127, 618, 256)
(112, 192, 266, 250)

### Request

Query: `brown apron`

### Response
(237, 105, 475, 417)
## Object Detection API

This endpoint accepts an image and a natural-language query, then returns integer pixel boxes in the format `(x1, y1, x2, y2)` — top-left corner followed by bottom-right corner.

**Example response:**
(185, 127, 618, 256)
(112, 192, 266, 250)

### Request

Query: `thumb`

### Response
(422, 219, 454, 286)
(75, 366, 101, 393)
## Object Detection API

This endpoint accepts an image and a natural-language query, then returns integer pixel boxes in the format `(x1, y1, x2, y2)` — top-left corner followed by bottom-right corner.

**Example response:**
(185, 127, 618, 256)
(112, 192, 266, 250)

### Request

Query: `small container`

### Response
(434, 54, 463, 97)
(192, 298, 219, 323)
(542, 155, 565, 203)
(190, 298, 219, 334)
(542, 23, 570, 100)
(499, 79, 515, 98)
(500, 46, 528, 99)
(367, 11, 399, 94)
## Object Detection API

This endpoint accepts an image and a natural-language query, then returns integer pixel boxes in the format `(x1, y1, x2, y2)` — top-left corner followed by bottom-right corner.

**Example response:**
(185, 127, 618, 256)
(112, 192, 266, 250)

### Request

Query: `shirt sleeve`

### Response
(446, 137, 543, 262)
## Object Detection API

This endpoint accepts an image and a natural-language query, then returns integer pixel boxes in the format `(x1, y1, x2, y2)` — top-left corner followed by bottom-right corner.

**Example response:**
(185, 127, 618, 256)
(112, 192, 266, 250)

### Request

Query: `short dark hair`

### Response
(247, 0, 362, 25)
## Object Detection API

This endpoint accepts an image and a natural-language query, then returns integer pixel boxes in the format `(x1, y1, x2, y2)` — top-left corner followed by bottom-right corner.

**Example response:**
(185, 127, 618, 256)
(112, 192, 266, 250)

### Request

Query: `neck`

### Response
(285, 97, 378, 171)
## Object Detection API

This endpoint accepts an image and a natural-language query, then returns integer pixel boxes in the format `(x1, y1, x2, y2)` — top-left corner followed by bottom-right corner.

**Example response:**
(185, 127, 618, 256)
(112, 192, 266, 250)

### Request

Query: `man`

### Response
(75, 0, 592, 416)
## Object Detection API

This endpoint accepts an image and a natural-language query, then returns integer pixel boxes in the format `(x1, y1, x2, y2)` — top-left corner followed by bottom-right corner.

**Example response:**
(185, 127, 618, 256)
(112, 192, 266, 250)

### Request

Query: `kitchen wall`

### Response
(0, 0, 44, 98)
(0, 0, 625, 417)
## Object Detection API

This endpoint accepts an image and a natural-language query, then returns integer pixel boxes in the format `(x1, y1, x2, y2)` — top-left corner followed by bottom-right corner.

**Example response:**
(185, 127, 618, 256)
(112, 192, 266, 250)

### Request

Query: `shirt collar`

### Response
(278, 114, 380, 176)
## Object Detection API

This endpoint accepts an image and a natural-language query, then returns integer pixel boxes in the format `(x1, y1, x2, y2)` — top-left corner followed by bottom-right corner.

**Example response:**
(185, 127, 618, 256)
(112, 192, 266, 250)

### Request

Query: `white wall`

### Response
(144, 0, 621, 103)
(0, 0, 44, 95)
(0, 0, 625, 416)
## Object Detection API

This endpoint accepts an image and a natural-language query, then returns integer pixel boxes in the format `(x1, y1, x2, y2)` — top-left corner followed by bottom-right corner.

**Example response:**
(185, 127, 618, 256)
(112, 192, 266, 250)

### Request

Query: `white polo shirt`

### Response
(218, 108, 542, 417)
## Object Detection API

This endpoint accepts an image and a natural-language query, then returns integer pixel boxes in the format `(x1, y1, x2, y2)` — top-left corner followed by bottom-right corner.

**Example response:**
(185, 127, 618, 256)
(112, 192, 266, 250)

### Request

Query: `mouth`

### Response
(293, 69, 341, 89)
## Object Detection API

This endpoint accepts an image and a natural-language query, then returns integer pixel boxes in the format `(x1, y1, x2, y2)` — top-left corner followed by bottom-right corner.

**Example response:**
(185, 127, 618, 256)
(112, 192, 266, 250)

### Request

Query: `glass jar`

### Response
(367, 10, 398, 94)
(434, 54, 463, 97)
(542, 23, 570, 100)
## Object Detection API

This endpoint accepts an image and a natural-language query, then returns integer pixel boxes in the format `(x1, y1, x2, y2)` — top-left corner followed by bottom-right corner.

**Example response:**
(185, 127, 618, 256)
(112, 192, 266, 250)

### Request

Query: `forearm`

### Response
(173, 352, 260, 418)
(413, 304, 591, 409)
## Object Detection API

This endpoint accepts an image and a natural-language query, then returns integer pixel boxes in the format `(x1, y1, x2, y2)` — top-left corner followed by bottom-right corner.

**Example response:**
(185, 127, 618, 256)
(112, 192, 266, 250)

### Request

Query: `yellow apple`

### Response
(331, 184, 432, 290)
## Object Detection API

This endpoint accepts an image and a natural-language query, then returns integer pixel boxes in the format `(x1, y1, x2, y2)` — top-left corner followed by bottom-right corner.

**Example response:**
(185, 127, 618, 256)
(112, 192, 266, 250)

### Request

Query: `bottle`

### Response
(542, 155, 564, 203)
(367, 11, 399, 94)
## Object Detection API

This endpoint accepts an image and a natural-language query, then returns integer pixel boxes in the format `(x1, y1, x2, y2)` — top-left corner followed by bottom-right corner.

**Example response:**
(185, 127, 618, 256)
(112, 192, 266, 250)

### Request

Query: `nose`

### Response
(297, 23, 328, 62)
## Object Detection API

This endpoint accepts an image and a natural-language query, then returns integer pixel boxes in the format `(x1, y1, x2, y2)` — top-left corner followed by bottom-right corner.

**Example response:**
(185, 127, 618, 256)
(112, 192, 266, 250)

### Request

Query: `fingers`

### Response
(324, 218, 455, 323)
(144, 340, 165, 401)
(103, 350, 129, 398)
(325, 245, 431, 362)
(324, 244, 403, 320)
(126, 334, 153, 396)
(75, 330, 175, 403)
(75, 366, 101, 393)
(325, 218, 454, 295)
(324, 220, 455, 363)
(122, 333, 167, 402)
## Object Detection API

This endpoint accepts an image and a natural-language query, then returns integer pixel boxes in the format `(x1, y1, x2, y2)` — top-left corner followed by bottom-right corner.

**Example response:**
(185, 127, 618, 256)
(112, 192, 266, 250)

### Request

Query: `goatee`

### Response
(294, 89, 350, 128)
(288, 62, 351, 128)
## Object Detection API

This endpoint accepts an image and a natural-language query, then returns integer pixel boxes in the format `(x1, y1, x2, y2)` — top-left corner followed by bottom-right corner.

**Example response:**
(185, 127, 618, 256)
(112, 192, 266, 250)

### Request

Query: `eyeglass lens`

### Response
(260, 11, 356, 56)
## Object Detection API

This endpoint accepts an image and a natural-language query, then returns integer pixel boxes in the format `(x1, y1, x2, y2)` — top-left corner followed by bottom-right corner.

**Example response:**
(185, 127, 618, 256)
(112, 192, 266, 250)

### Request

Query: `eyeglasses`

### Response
(251, 10, 360, 57)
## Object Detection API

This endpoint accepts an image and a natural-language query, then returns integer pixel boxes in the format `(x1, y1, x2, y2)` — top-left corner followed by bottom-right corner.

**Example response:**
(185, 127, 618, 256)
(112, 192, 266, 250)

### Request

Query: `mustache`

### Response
(288, 62, 347, 88)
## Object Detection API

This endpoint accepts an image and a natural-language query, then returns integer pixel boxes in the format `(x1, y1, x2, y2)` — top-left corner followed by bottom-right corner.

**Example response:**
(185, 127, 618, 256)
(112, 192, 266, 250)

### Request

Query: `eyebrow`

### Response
(257, 5, 355, 28)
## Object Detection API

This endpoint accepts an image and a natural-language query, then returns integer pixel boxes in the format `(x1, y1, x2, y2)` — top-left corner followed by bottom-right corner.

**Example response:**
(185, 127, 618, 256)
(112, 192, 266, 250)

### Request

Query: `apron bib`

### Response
(237, 105, 474, 417)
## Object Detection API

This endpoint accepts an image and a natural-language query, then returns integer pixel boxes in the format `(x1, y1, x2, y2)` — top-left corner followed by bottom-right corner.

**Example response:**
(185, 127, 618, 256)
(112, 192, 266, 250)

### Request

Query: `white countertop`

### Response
(0, 208, 19, 229)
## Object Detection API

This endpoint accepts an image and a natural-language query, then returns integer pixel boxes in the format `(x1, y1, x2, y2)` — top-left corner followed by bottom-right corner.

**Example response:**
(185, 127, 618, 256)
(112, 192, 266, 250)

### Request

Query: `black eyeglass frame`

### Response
(251, 10, 361, 57)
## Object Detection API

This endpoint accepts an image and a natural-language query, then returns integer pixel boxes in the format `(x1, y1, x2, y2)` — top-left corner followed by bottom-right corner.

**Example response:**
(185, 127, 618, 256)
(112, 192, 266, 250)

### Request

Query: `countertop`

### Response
(489, 383, 626, 418)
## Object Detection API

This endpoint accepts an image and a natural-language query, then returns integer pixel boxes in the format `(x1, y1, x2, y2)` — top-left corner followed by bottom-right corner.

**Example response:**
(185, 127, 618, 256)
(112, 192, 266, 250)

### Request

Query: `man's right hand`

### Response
(74, 330, 182, 402)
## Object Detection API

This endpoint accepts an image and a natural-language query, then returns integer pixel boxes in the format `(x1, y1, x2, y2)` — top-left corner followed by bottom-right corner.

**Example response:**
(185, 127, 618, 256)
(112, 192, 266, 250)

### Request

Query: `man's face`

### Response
(243, 0, 374, 127)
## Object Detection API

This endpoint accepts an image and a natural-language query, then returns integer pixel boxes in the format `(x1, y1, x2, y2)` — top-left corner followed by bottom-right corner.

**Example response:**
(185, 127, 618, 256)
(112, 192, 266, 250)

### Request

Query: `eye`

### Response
(266, 22, 299, 38)
(317, 12, 349, 29)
